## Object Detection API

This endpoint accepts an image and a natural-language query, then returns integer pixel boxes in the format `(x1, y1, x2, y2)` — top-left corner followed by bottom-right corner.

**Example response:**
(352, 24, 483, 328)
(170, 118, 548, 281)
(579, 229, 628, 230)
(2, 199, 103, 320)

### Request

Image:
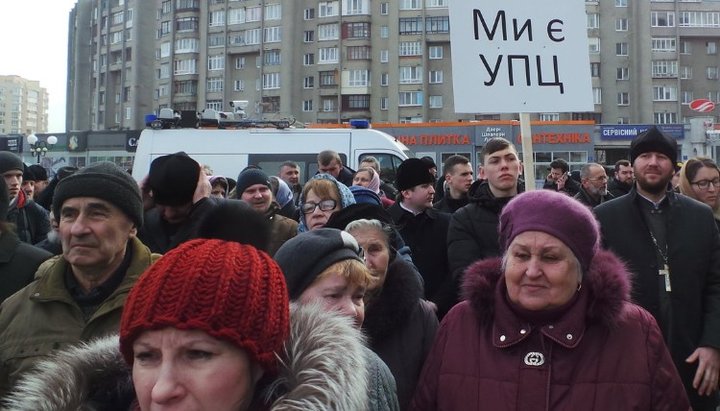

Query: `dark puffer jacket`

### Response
(410, 249, 690, 411)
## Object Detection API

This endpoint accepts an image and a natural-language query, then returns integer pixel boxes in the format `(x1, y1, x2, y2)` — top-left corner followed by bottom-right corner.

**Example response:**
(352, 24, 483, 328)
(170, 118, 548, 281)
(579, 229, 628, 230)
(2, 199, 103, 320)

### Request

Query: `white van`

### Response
(131, 126, 412, 185)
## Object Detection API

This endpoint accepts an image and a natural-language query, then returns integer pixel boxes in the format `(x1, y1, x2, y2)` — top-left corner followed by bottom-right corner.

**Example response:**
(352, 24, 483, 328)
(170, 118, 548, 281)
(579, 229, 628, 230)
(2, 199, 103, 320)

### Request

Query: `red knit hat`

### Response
(119, 239, 289, 372)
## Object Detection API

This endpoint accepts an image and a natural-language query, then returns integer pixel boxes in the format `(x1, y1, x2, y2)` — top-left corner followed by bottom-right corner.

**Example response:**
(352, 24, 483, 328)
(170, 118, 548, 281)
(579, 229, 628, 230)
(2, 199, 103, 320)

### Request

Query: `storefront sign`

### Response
(600, 124, 684, 140)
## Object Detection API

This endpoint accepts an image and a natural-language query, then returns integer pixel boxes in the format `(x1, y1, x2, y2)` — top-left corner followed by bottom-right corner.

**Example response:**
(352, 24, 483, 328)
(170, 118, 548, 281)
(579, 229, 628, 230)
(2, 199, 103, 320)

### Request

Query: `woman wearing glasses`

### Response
(679, 157, 720, 229)
(298, 173, 356, 232)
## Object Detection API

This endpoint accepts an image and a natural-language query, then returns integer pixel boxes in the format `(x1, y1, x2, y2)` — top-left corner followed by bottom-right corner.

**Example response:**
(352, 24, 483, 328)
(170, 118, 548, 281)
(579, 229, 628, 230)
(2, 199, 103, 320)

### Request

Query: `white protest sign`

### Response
(449, 0, 594, 113)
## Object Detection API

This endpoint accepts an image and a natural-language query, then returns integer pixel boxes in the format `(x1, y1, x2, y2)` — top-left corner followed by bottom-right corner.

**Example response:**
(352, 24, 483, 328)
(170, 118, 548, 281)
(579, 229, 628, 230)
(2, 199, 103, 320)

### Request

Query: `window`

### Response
(654, 112, 677, 124)
(265, 4, 281, 20)
(651, 37, 676, 52)
(319, 1, 339, 17)
(680, 41, 692, 54)
(399, 66, 423, 84)
(348, 69, 370, 87)
(264, 50, 281, 65)
(426, 16, 449, 33)
(176, 0, 198, 9)
(380, 2, 388, 15)
(207, 78, 224, 92)
(304, 8, 315, 20)
(708, 42, 717, 55)
(319, 71, 337, 86)
(587, 13, 599, 29)
(591, 63, 601, 78)
(174, 58, 197, 75)
(616, 67, 629, 80)
(209, 10, 225, 27)
(304, 76, 315, 88)
(111, 11, 124, 25)
(429, 95, 443, 108)
(303, 53, 315, 65)
(680, 66, 692, 79)
(679, 11, 720, 27)
(208, 34, 224, 48)
(615, 0, 627, 6)
(615, 18, 628, 31)
(593, 87, 602, 104)
(322, 98, 337, 112)
(303, 100, 314, 112)
(318, 23, 339, 40)
(399, 41, 422, 56)
(652, 60, 678, 78)
(426, 0, 447, 7)
(380, 50, 389, 63)
(380, 26, 389, 38)
(233, 80, 245, 91)
(264, 26, 282, 43)
(708, 67, 719, 80)
(235, 57, 246, 69)
(262, 72, 280, 89)
(159, 63, 170, 79)
(343, 22, 370, 39)
(616, 42, 628, 56)
(343, 0, 368, 15)
(380, 73, 389, 86)
(380, 97, 389, 110)
(176, 38, 199, 53)
(343, 95, 370, 110)
(399, 17, 423, 35)
(588, 37, 600, 54)
(429, 70, 443, 84)
(617, 92, 629, 106)
(347, 46, 371, 60)
(399, 91, 423, 106)
(228, 9, 245, 24)
(208, 55, 224, 71)
(682, 91, 693, 104)
(244, 29, 260, 45)
(400, 0, 421, 10)
(176, 17, 199, 32)
(651, 11, 675, 27)
(617, 117, 629, 125)
(206, 100, 223, 111)
(429, 46, 443, 59)
(160, 42, 171, 58)
(653, 85, 677, 101)
(304, 31, 315, 42)
(539, 113, 560, 121)
(110, 31, 123, 44)
(318, 47, 338, 64)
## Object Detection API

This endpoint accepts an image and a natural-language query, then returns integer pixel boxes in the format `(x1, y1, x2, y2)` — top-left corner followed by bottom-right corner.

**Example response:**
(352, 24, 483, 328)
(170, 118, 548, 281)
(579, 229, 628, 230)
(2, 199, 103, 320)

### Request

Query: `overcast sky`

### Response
(0, 1, 78, 133)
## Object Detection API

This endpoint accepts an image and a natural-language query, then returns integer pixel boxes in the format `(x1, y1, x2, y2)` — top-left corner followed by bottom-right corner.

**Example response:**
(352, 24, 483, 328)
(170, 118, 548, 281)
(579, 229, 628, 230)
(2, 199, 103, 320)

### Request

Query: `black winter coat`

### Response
(447, 181, 514, 284)
(0, 231, 52, 302)
(6, 192, 50, 245)
(138, 197, 218, 254)
(595, 187, 720, 411)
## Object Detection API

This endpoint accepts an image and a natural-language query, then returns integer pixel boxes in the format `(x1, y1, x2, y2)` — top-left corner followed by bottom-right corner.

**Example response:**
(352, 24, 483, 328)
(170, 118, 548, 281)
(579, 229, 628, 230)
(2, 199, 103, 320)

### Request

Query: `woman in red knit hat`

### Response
(4, 239, 370, 410)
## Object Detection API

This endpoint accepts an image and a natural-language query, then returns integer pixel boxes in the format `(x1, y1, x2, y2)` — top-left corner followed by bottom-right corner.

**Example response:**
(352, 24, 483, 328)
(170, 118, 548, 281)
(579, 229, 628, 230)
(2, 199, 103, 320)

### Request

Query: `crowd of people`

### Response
(0, 127, 718, 410)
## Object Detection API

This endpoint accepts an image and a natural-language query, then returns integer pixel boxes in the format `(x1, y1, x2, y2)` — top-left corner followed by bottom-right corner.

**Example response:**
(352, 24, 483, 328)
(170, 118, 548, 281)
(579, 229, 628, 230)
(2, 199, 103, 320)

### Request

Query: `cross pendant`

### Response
(659, 264, 671, 292)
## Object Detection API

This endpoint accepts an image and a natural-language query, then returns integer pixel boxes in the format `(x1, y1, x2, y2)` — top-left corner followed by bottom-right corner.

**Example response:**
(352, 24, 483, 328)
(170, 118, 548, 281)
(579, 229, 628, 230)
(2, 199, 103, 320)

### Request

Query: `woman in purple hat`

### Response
(410, 189, 690, 410)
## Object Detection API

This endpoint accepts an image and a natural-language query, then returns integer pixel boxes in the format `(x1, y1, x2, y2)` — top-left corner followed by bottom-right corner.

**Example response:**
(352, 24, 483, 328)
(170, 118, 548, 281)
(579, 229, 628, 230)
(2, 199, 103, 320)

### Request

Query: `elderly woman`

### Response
(353, 167, 394, 208)
(410, 190, 690, 410)
(679, 157, 720, 228)
(298, 173, 355, 232)
(4, 239, 369, 410)
(344, 218, 438, 410)
(275, 228, 401, 411)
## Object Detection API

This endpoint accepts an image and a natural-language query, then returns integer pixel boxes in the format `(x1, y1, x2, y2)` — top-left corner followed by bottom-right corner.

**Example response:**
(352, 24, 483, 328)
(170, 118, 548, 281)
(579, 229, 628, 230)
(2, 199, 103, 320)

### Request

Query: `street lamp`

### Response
(27, 134, 58, 164)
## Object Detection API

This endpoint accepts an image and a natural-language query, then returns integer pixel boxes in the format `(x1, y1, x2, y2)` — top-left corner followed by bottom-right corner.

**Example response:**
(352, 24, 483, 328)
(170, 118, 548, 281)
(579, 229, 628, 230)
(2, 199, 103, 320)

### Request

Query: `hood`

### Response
(461, 249, 631, 329)
(2, 304, 368, 411)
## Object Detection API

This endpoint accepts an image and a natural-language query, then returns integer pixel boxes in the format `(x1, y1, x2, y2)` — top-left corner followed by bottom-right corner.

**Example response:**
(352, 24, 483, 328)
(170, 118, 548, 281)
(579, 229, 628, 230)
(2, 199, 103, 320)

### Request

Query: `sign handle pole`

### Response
(519, 112, 536, 191)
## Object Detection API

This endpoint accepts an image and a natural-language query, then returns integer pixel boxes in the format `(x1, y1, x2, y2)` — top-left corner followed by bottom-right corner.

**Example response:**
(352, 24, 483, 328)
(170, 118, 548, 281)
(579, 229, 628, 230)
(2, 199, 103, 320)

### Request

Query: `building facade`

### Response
(66, 0, 720, 131)
(0, 76, 48, 135)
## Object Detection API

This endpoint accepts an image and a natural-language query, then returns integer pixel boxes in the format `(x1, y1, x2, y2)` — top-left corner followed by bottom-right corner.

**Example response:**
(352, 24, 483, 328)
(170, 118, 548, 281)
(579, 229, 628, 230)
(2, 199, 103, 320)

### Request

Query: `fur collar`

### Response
(2, 304, 368, 411)
(363, 258, 424, 344)
(461, 249, 631, 328)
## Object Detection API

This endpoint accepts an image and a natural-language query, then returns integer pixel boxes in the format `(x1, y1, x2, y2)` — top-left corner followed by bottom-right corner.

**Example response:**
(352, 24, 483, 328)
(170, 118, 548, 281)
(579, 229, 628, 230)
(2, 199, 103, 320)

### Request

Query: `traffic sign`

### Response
(690, 99, 716, 113)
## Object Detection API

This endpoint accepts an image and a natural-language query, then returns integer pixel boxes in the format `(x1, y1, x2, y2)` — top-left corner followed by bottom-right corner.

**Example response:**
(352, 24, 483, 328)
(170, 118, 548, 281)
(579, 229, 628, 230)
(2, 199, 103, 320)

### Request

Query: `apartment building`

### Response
(0, 75, 48, 135)
(67, 0, 720, 130)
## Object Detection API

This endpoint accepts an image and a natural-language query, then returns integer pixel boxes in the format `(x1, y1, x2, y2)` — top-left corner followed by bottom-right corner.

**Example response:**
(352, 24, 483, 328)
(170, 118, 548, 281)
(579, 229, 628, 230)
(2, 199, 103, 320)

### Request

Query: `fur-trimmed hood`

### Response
(2, 304, 369, 411)
(461, 249, 631, 329)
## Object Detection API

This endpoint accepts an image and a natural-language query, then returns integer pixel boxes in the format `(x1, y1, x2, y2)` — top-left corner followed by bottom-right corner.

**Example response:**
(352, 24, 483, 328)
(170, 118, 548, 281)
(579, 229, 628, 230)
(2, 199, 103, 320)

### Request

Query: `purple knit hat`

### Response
(498, 190, 600, 271)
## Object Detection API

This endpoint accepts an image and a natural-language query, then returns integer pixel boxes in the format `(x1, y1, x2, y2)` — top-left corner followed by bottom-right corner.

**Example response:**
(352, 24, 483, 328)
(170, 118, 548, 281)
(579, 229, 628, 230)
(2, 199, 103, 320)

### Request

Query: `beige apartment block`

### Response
(0, 75, 48, 135)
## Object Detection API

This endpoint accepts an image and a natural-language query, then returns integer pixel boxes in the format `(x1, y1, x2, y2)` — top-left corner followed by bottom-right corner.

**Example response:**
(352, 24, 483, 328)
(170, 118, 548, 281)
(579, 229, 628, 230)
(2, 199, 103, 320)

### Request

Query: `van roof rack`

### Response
(210, 119, 292, 130)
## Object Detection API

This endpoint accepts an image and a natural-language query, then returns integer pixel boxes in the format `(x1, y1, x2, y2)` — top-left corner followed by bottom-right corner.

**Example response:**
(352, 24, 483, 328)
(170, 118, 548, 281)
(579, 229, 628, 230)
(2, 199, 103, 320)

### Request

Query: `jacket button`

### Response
(33, 293, 40, 297)
(548, 325, 554, 329)
(500, 335, 506, 342)
(566, 334, 573, 340)
(520, 329, 527, 335)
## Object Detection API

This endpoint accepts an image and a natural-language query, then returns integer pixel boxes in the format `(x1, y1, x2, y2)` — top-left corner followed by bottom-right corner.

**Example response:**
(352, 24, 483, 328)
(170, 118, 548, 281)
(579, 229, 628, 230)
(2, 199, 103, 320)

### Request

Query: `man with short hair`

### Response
(388, 158, 452, 318)
(317, 150, 354, 187)
(0, 162, 159, 395)
(543, 158, 580, 196)
(0, 152, 50, 245)
(434, 155, 473, 213)
(279, 161, 302, 207)
(20, 165, 35, 201)
(608, 159, 634, 197)
(595, 127, 720, 411)
(574, 163, 614, 208)
(447, 138, 523, 284)
(236, 168, 297, 255)
(138, 152, 215, 253)
(28, 164, 49, 197)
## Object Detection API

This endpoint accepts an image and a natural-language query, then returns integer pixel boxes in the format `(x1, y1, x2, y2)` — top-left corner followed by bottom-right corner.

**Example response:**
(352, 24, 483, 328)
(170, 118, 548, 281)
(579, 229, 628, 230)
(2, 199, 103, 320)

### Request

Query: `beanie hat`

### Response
(349, 185, 382, 206)
(0, 152, 24, 175)
(396, 158, 435, 191)
(236, 169, 271, 196)
(53, 162, 143, 228)
(28, 164, 48, 181)
(274, 228, 363, 299)
(630, 126, 677, 165)
(147, 153, 200, 206)
(120, 238, 289, 371)
(420, 156, 437, 170)
(499, 190, 599, 271)
(22, 164, 36, 181)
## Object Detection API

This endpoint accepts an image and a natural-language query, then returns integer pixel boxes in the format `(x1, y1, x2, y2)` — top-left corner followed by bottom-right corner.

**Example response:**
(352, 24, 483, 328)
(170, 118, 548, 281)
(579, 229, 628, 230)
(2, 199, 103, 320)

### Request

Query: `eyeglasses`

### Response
(691, 179, 720, 190)
(588, 176, 608, 182)
(301, 199, 337, 214)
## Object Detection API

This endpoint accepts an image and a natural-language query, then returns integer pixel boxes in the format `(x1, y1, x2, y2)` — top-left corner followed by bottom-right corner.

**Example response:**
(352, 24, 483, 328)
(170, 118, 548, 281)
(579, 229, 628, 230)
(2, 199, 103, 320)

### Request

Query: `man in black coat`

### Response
(0, 152, 50, 245)
(317, 150, 354, 187)
(595, 127, 720, 411)
(433, 155, 473, 214)
(607, 159, 634, 198)
(447, 138, 523, 285)
(387, 158, 453, 318)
